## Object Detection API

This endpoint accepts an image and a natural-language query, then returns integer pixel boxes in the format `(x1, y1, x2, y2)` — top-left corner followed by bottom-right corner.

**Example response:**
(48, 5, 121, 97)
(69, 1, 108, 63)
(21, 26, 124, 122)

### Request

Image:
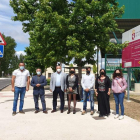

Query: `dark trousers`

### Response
(33, 94, 46, 111)
(53, 87, 64, 110)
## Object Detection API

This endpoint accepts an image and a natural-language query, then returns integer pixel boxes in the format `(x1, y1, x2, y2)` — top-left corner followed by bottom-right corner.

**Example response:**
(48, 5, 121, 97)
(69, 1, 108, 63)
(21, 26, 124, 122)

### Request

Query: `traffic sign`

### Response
(0, 32, 6, 45)
(0, 45, 4, 58)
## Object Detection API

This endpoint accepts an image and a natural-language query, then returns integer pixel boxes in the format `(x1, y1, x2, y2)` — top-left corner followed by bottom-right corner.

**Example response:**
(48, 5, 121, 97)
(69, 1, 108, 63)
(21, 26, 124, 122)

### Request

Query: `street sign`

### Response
(0, 32, 6, 45)
(0, 45, 4, 58)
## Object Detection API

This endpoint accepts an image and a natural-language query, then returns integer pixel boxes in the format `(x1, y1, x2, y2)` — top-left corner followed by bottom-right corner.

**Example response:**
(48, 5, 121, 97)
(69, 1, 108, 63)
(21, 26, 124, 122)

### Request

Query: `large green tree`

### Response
(10, 0, 126, 81)
(0, 34, 16, 76)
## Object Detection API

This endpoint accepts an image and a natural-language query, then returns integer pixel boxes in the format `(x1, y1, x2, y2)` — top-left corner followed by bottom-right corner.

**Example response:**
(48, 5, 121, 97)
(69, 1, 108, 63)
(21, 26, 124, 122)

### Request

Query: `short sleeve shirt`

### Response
(13, 69, 30, 87)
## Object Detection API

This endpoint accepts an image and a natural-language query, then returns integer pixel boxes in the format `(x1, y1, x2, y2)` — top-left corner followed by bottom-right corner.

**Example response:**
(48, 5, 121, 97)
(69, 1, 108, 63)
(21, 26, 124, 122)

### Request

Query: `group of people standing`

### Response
(11, 63, 127, 120)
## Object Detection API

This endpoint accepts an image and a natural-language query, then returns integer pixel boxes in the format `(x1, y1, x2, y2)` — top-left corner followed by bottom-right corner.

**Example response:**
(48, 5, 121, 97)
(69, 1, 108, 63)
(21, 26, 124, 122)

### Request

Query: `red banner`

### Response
(122, 39, 140, 68)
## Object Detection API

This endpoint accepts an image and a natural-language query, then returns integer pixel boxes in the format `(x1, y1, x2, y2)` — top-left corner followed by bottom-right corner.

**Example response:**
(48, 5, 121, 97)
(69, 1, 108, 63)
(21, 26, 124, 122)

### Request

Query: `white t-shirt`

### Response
(12, 69, 30, 87)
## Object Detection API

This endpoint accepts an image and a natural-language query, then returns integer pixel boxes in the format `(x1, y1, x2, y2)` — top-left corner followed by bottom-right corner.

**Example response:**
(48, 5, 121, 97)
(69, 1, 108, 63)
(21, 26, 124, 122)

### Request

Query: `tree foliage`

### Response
(10, 0, 126, 72)
(0, 34, 16, 76)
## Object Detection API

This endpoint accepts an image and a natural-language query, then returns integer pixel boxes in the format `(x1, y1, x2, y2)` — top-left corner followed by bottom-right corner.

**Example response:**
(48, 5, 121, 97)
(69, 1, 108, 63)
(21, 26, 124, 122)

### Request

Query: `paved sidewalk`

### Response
(0, 90, 140, 140)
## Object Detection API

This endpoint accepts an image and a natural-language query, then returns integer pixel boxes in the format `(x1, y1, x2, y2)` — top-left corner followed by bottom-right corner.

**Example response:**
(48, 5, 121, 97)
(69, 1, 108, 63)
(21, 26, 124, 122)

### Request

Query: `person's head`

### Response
(100, 69, 106, 76)
(19, 62, 25, 71)
(69, 68, 75, 75)
(56, 65, 61, 73)
(86, 67, 91, 74)
(36, 68, 42, 76)
(113, 69, 123, 79)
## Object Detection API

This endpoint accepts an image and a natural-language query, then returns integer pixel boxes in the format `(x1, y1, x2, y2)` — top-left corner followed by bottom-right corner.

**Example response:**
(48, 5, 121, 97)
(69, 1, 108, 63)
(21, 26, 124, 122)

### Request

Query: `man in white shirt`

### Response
(81, 67, 95, 115)
(11, 62, 30, 116)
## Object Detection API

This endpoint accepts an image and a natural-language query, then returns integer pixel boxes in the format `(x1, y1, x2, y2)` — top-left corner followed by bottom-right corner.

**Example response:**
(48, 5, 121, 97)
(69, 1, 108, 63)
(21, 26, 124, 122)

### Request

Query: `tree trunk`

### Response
(78, 66, 82, 98)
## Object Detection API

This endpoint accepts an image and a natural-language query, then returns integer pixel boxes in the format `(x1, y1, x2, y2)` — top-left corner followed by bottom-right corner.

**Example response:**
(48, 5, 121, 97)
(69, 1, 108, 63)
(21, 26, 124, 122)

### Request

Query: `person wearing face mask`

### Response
(95, 69, 111, 117)
(50, 65, 67, 113)
(112, 69, 127, 120)
(81, 67, 95, 115)
(11, 62, 30, 116)
(31, 68, 47, 114)
(66, 68, 78, 114)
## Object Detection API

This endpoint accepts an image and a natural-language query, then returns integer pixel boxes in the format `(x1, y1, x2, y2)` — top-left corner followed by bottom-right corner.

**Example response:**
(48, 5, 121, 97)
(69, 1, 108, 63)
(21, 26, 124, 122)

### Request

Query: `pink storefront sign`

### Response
(122, 39, 140, 68)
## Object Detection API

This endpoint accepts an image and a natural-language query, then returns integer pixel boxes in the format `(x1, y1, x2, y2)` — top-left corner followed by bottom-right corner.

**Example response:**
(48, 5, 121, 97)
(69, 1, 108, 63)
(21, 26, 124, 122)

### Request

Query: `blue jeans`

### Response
(83, 90, 94, 111)
(113, 93, 124, 115)
(13, 87, 26, 112)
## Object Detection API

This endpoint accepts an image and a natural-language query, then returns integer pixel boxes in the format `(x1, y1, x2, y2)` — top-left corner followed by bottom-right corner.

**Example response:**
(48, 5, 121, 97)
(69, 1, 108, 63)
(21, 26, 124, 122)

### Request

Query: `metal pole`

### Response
(127, 68, 130, 101)
(97, 48, 99, 77)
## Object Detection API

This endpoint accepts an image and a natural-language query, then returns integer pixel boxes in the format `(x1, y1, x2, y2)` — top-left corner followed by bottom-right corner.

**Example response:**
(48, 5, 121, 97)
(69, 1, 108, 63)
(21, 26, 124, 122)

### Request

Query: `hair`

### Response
(113, 69, 123, 79)
(86, 67, 91, 70)
(36, 68, 42, 72)
(19, 62, 25, 65)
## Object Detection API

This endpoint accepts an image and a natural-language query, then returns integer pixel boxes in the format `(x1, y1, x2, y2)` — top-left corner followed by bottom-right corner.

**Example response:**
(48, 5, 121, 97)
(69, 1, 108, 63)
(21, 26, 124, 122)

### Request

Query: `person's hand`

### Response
(11, 88, 15, 92)
(36, 84, 41, 87)
(107, 91, 110, 95)
(85, 88, 89, 92)
(26, 87, 29, 91)
(95, 92, 98, 96)
(50, 89, 52, 92)
(69, 87, 73, 92)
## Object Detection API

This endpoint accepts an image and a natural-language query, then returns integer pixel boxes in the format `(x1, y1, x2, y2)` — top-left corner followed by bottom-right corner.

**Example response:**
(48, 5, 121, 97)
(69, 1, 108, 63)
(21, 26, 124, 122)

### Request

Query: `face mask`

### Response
(37, 71, 41, 75)
(70, 71, 74, 74)
(100, 72, 105, 75)
(86, 71, 90, 74)
(116, 73, 120, 77)
(19, 66, 24, 70)
(57, 69, 61, 73)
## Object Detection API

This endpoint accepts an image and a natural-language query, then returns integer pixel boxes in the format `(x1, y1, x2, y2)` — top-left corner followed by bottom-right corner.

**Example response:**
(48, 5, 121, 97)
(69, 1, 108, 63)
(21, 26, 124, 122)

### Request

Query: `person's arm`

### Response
(107, 77, 111, 95)
(81, 76, 86, 90)
(11, 75, 16, 92)
(64, 73, 67, 91)
(111, 79, 114, 92)
(121, 77, 127, 92)
(50, 74, 53, 92)
(95, 77, 98, 96)
(30, 77, 36, 87)
(66, 75, 69, 89)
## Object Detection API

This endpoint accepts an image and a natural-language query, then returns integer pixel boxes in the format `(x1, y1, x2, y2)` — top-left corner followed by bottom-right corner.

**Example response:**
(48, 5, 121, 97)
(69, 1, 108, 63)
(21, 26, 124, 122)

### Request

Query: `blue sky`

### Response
(0, 0, 73, 55)
(0, 0, 30, 55)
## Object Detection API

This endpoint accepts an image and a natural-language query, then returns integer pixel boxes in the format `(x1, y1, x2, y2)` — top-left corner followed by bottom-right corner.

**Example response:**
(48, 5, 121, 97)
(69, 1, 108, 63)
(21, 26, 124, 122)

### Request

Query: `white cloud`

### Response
(15, 51, 26, 57)
(0, 0, 29, 45)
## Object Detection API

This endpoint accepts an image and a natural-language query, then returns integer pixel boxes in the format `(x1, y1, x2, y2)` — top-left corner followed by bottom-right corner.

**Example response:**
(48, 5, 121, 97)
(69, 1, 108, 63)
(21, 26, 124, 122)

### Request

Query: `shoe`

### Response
(73, 110, 76, 114)
(51, 110, 56, 113)
(34, 110, 39, 113)
(19, 110, 25, 114)
(114, 114, 119, 119)
(12, 112, 16, 116)
(43, 110, 48, 114)
(119, 115, 124, 120)
(67, 110, 70, 114)
(61, 110, 63, 113)
(81, 110, 86, 115)
(90, 111, 94, 115)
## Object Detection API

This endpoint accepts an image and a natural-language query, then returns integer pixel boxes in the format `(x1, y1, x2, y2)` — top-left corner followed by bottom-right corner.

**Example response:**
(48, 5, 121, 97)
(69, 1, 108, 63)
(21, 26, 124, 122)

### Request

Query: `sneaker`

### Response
(12, 112, 16, 116)
(90, 111, 94, 115)
(114, 114, 119, 119)
(81, 110, 86, 115)
(19, 110, 25, 114)
(119, 115, 124, 120)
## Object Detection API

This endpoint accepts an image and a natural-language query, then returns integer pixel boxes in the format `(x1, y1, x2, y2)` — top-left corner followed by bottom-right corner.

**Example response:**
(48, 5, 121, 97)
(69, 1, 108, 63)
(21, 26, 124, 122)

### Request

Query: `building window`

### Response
(48, 73, 52, 78)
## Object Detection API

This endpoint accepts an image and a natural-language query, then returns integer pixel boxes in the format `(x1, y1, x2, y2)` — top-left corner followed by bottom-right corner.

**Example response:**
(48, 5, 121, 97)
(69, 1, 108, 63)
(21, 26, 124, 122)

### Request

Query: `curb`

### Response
(0, 84, 11, 91)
